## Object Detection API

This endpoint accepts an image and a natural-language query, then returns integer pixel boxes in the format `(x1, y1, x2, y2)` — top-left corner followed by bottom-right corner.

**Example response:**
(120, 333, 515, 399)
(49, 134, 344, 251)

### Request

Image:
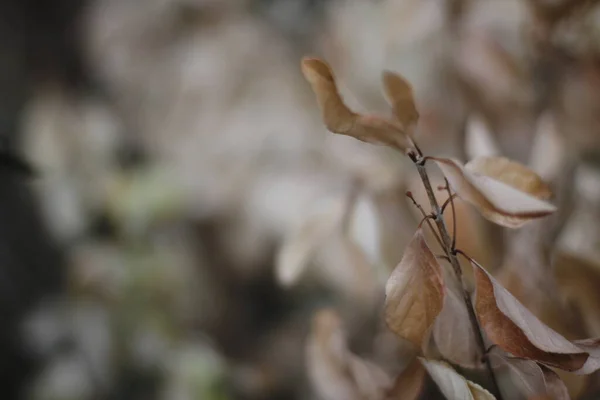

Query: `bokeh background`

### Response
(2, 0, 600, 399)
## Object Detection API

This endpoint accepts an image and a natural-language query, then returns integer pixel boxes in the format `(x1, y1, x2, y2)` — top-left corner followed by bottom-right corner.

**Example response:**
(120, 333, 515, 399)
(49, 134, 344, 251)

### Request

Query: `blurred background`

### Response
(3, 0, 600, 399)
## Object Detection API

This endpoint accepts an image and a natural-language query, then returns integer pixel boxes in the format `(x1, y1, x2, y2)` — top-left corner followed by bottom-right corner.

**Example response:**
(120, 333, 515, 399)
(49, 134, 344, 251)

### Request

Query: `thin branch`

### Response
(406, 191, 445, 251)
(440, 193, 458, 213)
(413, 158, 504, 400)
(445, 179, 458, 251)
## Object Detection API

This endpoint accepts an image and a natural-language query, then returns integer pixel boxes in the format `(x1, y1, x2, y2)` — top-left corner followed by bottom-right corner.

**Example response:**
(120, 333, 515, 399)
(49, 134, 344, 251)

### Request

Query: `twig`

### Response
(440, 193, 458, 214)
(406, 191, 445, 251)
(412, 157, 504, 400)
(444, 179, 458, 251)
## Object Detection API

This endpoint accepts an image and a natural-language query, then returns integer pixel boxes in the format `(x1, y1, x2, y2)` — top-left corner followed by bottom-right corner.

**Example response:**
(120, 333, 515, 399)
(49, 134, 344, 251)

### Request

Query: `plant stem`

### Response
(414, 159, 504, 400)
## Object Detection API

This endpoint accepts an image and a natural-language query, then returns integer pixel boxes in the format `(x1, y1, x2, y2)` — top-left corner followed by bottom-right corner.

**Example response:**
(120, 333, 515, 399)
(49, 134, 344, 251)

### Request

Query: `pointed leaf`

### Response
(307, 309, 392, 400)
(472, 262, 589, 371)
(301, 57, 415, 152)
(382, 71, 419, 130)
(433, 158, 556, 228)
(385, 229, 445, 347)
(421, 359, 496, 400)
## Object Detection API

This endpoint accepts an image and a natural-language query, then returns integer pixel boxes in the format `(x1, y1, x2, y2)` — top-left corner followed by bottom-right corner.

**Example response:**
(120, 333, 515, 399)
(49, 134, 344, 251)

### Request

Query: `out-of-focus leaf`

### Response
(420, 359, 496, 399)
(555, 252, 600, 338)
(276, 198, 345, 286)
(529, 112, 565, 182)
(385, 358, 425, 400)
(465, 115, 500, 160)
(381, 71, 419, 130)
(473, 261, 600, 373)
(307, 309, 392, 400)
(384, 229, 444, 348)
(301, 57, 415, 152)
(433, 157, 556, 228)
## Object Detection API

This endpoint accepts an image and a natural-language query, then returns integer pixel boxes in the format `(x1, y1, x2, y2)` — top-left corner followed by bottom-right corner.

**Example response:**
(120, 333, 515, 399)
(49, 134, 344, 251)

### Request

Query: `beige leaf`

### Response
(472, 262, 592, 372)
(307, 309, 392, 400)
(465, 115, 500, 160)
(432, 158, 556, 228)
(420, 359, 496, 400)
(465, 157, 552, 200)
(433, 268, 482, 368)
(385, 358, 426, 400)
(385, 229, 445, 348)
(301, 57, 415, 152)
(276, 199, 345, 286)
(381, 71, 419, 130)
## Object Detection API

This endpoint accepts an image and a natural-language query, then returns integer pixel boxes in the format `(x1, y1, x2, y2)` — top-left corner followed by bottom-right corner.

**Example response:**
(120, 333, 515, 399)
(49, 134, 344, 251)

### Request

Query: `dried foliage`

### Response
(384, 229, 444, 348)
(17, 1, 600, 399)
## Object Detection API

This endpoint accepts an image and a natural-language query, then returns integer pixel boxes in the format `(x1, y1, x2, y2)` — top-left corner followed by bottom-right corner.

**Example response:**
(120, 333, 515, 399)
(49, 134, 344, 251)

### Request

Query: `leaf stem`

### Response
(413, 157, 504, 400)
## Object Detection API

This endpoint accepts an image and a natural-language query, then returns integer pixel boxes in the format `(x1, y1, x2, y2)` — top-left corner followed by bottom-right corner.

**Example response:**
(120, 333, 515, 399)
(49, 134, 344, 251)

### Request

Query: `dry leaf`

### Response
(301, 57, 415, 152)
(555, 252, 600, 338)
(386, 358, 425, 400)
(307, 309, 393, 400)
(465, 157, 552, 200)
(385, 229, 445, 348)
(542, 366, 571, 400)
(490, 350, 570, 400)
(465, 115, 500, 160)
(433, 267, 482, 368)
(472, 262, 600, 373)
(276, 198, 345, 286)
(420, 359, 496, 400)
(381, 71, 419, 130)
(529, 112, 565, 182)
(432, 157, 556, 228)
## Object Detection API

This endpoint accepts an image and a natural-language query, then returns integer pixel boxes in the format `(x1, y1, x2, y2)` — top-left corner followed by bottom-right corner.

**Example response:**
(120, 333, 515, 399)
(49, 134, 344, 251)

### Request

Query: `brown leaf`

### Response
(301, 57, 415, 152)
(385, 229, 445, 348)
(381, 71, 419, 130)
(420, 359, 496, 399)
(307, 309, 392, 400)
(472, 262, 590, 372)
(433, 267, 482, 368)
(432, 158, 557, 228)
(465, 156, 552, 201)
(385, 358, 426, 400)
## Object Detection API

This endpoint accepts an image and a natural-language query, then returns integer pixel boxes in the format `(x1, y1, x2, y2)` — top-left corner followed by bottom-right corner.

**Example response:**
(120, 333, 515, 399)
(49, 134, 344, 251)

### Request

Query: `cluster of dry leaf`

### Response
(297, 52, 600, 400)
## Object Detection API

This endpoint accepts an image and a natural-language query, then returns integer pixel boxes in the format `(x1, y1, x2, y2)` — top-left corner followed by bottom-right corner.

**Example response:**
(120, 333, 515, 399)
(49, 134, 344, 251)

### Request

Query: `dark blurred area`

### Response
(2, 0, 600, 399)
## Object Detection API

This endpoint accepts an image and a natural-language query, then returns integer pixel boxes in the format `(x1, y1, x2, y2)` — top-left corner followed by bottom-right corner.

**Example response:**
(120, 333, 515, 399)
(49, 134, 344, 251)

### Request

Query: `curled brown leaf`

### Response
(472, 261, 597, 373)
(432, 157, 557, 228)
(301, 57, 415, 152)
(381, 71, 419, 130)
(385, 229, 445, 348)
